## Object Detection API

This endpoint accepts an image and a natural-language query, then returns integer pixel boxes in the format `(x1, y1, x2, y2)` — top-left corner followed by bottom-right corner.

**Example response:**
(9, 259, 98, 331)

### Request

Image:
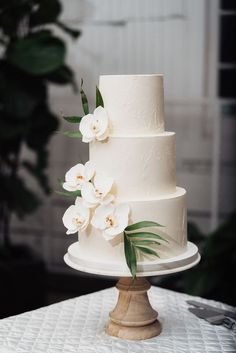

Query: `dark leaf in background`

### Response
(46, 64, 77, 90)
(0, 114, 26, 139)
(0, 0, 80, 283)
(7, 30, 66, 75)
(0, 174, 41, 219)
(0, 60, 46, 119)
(0, 132, 22, 161)
(30, 0, 61, 27)
(25, 105, 59, 150)
(0, 0, 31, 37)
(56, 21, 81, 39)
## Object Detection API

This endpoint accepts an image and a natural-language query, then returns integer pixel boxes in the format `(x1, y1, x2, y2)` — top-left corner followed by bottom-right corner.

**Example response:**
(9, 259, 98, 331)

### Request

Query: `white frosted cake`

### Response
(63, 74, 199, 276)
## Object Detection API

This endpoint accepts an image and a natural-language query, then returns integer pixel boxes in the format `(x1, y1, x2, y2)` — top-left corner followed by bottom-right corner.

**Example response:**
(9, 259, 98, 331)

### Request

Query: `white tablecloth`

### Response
(0, 286, 235, 353)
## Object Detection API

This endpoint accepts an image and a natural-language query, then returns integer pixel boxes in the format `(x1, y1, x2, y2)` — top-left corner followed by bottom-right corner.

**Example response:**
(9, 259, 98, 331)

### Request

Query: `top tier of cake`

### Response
(99, 74, 165, 135)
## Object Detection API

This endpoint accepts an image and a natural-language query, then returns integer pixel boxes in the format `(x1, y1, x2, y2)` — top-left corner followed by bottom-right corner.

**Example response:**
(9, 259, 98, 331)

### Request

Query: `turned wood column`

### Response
(106, 277, 161, 340)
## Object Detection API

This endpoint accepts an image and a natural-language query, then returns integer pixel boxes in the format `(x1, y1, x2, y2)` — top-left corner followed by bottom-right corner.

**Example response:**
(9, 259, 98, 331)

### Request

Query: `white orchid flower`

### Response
(81, 173, 114, 208)
(62, 197, 90, 234)
(63, 161, 95, 192)
(91, 203, 130, 240)
(79, 106, 109, 143)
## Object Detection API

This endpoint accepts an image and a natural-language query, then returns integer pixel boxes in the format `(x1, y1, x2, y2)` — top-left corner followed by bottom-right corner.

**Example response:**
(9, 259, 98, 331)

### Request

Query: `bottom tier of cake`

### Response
(77, 187, 187, 266)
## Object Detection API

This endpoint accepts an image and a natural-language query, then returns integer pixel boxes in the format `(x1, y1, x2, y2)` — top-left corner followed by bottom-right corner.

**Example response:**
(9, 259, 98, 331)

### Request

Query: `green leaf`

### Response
(127, 231, 168, 243)
(125, 221, 163, 232)
(0, 60, 46, 119)
(56, 21, 81, 39)
(132, 240, 161, 246)
(80, 79, 89, 115)
(0, 175, 41, 219)
(45, 64, 77, 91)
(25, 104, 58, 150)
(63, 116, 82, 123)
(124, 234, 137, 278)
(96, 86, 104, 108)
(0, 2, 31, 37)
(63, 131, 82, 138)
(135, 246, 160, 258)
(55, 190, 81, 198)
(7, 31, 66, 75)
(30, 0, 62, 27)
(0, 116, 26, 139)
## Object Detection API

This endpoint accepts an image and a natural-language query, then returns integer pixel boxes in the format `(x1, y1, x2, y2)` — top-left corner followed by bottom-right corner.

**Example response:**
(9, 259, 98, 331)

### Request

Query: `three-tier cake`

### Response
(64, 74, 199, 276)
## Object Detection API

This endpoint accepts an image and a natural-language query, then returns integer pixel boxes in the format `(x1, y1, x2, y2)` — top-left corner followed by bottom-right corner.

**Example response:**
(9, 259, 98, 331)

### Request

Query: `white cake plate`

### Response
(64, 241, 200, 340)
(64, 241, 200, 278)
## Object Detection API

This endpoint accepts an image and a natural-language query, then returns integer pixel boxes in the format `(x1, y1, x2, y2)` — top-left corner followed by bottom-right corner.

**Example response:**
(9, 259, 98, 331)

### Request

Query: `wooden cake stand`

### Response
(105, 276, 161, 340)
(64, 241, 200, 340)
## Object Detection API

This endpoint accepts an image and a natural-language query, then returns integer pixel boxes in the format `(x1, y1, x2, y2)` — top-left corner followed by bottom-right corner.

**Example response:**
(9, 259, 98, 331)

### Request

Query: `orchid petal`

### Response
(79, 107, 109, 142)
(101, 193, 114, 205)
(91, 203, 114, 230)
(62, 200, 90, 234)
(94, 174, 113, 195)
(62, 205, 77, 229)
(93, 106, 109, 134)
(79, 114, 95, 136)
(96, 130, 109, 141)
(84, 161, 95, 181)
(62, 181, 77, 192)
(81, 182, 98, 208)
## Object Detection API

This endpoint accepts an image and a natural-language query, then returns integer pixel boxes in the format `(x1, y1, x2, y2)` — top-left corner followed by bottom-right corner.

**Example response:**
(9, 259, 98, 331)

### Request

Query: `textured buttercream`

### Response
(77, 74, 188, 266)
(99, 74, 165, 135)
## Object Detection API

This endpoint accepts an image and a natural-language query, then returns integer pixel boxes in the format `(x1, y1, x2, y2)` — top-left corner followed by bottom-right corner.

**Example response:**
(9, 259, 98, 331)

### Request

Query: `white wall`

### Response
(11, 0, 235, 272)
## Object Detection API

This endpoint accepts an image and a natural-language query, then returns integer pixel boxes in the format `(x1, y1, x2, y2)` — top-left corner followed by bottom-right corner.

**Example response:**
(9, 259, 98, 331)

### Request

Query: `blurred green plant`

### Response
(154, 213, 236, 306)
(0, 0, 81, 249)
(184, 213, 236, 305)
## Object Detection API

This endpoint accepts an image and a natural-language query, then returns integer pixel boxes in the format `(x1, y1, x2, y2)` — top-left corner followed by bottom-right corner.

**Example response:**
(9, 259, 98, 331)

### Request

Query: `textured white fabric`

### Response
(0, 286, 235, 353)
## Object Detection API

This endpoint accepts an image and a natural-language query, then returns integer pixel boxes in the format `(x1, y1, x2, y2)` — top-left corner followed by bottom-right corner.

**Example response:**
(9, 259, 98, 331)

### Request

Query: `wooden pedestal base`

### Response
(106, 277, 161, 340)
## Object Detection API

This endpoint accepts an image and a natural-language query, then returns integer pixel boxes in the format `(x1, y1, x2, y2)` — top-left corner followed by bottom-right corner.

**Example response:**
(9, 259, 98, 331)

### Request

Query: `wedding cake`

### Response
(63, 74, 199, 276)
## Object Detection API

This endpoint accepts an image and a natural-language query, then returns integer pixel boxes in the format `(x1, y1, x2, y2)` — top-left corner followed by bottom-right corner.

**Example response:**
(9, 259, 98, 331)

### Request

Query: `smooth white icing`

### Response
(99, 74, 165, 135)
(78, 188, 187, 263)
(90, 132, 176, 198)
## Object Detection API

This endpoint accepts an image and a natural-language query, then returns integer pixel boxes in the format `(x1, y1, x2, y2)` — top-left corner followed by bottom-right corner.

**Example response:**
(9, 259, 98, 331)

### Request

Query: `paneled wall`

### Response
(11, 0, 235, 272)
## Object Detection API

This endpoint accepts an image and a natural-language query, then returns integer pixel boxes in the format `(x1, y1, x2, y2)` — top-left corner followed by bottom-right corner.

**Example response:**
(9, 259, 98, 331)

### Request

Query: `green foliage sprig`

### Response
(124, 221, 168, 278)
(62, 80, 104, 137)
(58, 82, 104, 198)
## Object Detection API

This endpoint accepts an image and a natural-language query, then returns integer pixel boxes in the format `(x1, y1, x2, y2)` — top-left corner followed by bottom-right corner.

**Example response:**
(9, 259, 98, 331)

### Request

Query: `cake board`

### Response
(64, 241, 200, 340)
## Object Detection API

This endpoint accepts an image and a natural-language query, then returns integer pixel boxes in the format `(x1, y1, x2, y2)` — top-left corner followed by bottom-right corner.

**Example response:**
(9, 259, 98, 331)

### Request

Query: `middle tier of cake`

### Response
(90, 132, 176, 199)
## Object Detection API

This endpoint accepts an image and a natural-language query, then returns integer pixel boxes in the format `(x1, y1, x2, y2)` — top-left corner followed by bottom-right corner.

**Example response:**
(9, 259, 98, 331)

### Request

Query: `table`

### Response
(0, 286, 235, 353)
